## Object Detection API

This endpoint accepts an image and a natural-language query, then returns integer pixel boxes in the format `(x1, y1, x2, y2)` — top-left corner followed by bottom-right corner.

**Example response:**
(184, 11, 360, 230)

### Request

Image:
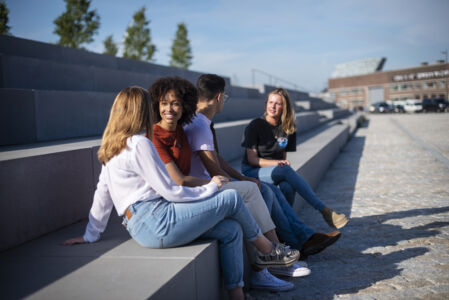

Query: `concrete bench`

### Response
(0, 114, 363, 299)
(0, 217, 223, 300)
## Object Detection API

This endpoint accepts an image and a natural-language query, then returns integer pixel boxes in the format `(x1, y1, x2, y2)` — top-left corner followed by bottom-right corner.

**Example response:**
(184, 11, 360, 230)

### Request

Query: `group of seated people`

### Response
(62, 74, 349, 300)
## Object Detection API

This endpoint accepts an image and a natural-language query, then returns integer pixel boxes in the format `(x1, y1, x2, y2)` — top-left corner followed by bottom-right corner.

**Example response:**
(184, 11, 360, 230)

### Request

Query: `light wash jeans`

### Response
(122, 189, 262, 290)
(259, 183, 314, 249)
(242, 164, 326, 212)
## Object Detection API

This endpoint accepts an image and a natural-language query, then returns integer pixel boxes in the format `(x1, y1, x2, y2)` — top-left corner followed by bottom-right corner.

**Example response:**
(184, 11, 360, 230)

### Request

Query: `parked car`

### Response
(369, 102, 393, 113)
(422, 98, 449, 112)
(393, 104, 405, 113)
(404, 99, 423, 113)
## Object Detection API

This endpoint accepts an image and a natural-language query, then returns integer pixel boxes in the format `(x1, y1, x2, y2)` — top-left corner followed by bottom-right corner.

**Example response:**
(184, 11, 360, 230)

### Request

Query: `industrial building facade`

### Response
(328, 59, 449, 110)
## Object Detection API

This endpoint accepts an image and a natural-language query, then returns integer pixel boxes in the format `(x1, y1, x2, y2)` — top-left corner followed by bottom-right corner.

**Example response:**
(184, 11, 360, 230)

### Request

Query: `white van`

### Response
(404, 99, 422, 113)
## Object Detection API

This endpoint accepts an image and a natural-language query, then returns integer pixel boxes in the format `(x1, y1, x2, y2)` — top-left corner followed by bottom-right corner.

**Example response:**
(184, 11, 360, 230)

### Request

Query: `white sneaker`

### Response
(250, 268, 295, 292)
(269, 262, 311, 277)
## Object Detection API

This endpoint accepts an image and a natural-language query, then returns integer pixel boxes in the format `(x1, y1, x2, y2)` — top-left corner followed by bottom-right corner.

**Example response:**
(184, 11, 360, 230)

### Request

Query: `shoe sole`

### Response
(301, 233, 341, 257)
(268, 268, 311, 278)
(251, 284, 295, 292)
(253, 254, 299, 269)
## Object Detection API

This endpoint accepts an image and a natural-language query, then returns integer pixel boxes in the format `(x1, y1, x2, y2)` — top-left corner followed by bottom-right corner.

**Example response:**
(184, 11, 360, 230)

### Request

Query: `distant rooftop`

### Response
(331, 57, 386, 78)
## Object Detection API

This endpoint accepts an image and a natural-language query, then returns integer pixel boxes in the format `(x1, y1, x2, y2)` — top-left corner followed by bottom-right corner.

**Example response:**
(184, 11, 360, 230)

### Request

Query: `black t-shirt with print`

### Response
(241, 116, 296, 165)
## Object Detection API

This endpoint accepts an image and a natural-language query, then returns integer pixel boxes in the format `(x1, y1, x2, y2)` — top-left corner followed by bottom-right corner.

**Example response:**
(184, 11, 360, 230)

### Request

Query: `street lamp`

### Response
(442, 49, 448, 100)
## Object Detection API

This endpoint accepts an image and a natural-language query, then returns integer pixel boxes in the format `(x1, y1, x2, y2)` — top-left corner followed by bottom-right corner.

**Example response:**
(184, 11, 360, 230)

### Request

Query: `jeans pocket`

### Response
(128, 218, 164, 248)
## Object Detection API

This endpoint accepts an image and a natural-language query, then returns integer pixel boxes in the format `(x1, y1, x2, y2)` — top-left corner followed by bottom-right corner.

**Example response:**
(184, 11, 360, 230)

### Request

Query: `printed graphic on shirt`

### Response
(277, 137, 288, 148)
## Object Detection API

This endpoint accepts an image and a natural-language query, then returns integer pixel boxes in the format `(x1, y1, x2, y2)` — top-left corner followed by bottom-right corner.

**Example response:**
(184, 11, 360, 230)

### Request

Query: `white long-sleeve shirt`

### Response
(83, 134, 218, 243)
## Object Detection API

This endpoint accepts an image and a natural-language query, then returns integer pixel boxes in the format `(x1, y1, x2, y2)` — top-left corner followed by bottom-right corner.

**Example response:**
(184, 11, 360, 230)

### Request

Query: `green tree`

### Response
(0, 1, 11, 35)
(103, 35, 118, 56)
(169, 23, 192, 69)
(123, 7, 156, 61)
(53, 0, 100, 49)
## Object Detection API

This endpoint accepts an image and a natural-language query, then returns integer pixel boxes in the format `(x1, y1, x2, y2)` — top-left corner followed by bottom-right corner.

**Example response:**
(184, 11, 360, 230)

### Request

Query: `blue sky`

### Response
(5, 0, 449, 92)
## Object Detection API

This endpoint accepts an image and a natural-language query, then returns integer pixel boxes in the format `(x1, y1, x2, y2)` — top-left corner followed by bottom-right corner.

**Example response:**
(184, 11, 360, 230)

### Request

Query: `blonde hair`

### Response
(265, 88, 296, 134)
(98, 86, 152, 164)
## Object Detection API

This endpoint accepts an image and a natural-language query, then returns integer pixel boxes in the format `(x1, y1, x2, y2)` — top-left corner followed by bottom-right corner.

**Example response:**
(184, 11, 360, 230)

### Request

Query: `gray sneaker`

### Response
(254, 243, 299, 269)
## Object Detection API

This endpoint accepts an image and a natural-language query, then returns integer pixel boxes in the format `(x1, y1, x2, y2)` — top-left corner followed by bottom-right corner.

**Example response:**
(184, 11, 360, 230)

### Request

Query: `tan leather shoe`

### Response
(323, 208, 349, 229)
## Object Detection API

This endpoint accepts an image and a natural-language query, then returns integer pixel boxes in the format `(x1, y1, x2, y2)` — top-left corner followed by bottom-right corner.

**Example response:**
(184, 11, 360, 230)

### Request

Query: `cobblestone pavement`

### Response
(248, 113, 449, 300)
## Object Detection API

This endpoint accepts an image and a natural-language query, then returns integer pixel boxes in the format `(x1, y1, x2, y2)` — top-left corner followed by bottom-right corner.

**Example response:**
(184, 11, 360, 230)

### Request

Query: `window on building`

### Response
(423, 94, 428, 99)
(431, 94, 436, 98)
(415, 95, 420, 99)
(439, 94, 445, 99)
(415, 83, 421, 89)
(426, 81, 436, 89)
(441, 81, 446, 88)
(401, 84, 408, 90)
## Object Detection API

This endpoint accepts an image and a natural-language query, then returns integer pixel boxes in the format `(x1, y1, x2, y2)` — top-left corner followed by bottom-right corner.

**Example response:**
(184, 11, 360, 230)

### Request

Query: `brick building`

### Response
(328, 58, 449, 110)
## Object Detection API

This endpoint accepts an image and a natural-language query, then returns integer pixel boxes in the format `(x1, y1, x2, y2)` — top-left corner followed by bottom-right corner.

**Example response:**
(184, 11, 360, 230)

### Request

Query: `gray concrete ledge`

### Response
(0, 220, 222, 300)
(0, 35, 219, 88)
(0, 88, 115, 146)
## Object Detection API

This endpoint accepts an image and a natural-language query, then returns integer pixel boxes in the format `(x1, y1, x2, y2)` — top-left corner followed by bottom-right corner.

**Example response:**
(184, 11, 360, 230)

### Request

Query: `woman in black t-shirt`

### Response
(241, 88, 349, 229)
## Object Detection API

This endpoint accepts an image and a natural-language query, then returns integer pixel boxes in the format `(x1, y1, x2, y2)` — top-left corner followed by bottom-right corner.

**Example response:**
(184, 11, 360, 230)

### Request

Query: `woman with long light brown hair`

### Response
(62, 86, 298, 300)
(241, 88, 349, 229)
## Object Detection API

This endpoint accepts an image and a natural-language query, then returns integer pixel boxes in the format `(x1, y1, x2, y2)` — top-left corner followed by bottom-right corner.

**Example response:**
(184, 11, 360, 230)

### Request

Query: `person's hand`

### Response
(211, 175, 230, 188)
(277, 160, 291, 168)
(243, 176, 261, 189)
(61, 236, 86, 246)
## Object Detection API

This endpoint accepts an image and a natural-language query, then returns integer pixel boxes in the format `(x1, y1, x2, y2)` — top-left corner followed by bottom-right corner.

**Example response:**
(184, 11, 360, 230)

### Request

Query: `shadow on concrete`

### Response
(0, 214, 130, 299)
(311, 130, 368, 218)
(291, 206, 449, 299)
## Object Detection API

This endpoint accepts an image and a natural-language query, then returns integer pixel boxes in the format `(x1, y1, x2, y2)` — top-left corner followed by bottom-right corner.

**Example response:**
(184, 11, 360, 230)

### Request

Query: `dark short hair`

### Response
(196, 74, 226, 100)
(149, 77, 198, 126)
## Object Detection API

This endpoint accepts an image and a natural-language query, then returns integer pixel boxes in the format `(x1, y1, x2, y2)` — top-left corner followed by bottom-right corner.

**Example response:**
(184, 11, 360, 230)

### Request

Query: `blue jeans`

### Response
(122, 189, 262, 290)
(242, 164, 326, 212)
(259, 183, 314, 249)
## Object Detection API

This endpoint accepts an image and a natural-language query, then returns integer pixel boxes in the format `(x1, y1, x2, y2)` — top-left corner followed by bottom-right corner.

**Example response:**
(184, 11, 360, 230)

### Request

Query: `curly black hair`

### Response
(149, 76, 198, 126)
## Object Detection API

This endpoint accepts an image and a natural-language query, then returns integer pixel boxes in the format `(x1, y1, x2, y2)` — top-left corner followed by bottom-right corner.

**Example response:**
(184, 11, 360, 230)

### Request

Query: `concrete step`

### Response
(0, 54, 161, 93)
(0, 88, 115, 146)
(0, 137, 102, 251)
(0, 35, 217, 88)
(0, 219, 222, 300)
